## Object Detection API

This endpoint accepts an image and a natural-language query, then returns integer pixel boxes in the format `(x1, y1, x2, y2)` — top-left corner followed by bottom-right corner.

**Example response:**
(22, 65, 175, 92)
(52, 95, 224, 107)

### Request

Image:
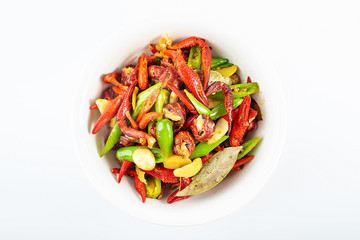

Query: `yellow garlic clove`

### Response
(95, 99, 111, 114)
(215, 65, 238, 77)
(173, 158, 202, 178)
(133, 148, 156, 171)
(163, 155, 192, 170)
(208, 118, 229, 144)
(169, 91, 179, 103)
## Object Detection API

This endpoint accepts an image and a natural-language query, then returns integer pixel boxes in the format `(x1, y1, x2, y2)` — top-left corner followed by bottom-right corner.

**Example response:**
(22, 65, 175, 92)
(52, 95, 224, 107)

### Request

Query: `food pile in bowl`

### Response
(90, 34, 262, 204)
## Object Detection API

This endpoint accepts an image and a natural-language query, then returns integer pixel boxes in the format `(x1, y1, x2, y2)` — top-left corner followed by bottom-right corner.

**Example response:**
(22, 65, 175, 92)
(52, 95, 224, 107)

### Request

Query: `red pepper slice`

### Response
(118, 160, 132, 183)
(167, 177, 192, 204)
(134, 172, 146, 203)
(232, 155, 254, 170)
(149, 44, 157, 54)
(92, 94, 123, 134)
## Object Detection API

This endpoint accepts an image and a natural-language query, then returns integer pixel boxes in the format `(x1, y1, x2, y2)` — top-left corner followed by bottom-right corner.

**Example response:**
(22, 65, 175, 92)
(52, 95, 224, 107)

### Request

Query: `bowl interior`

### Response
(73, 26, 286, 226)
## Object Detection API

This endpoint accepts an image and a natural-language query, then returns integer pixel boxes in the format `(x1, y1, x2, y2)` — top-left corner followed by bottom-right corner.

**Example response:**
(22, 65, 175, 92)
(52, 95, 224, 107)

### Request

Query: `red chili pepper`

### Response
(104, 72, 122, 88)
(247, 121, 258, 131)
(157, 182, 166, 200)
(201, 152, 215, 164)
(125, 111, 139, 129)
(247, 76, 252, 83)
(170, 182, 180, 190)
(136, 88, 161, 122)
(229, 96, 251, 147)
(90, 103, 98, 110)
(118, 135, 137, 146)
(112, 86, 127, 95)
(149, 44, 157, 54)
(126, 169, 136, 177)
(116, 80, 138, 122)
(167, 177, 192, 204)
(138, 112, 163, 129)
(138, 53, 149, 90)
(248, 108, 258, 123)
(167, 191, 188, 204)
(150, 121, 157, 139)
(147, 55, 157, 65)
(134, 172, 146, 203)
(214, 144, 225, 152)
(111, 167, 135, 177)
(180, 177, 192, 188)
(166, 84, 197, 114)
(232, 155, 254, 170)
(92, 94, 123, 134)
(223, 108, 240, 122)
(118, 160, 132, 183)
(141, 165, 179, 183)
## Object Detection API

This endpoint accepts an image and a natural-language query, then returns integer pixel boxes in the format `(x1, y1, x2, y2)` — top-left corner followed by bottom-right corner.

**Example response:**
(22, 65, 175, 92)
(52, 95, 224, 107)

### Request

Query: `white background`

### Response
(1, 0, 359, 239)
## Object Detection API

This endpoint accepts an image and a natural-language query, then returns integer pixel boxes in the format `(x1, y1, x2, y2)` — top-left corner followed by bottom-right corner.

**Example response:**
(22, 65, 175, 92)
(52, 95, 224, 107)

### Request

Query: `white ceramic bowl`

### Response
(72, 26, 286, 226)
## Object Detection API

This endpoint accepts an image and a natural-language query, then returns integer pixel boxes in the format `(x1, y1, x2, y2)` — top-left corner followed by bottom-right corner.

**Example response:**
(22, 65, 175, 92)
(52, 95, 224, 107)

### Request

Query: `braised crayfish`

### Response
(90, 34, 262, 204)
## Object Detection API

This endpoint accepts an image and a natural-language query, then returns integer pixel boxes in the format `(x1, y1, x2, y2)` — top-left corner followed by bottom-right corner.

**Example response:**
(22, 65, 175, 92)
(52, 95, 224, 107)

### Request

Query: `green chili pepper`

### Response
(211, 58, 229, 69)
(148, 120, 155, 135)
(132, 83, 162, 118)
(190, 136, 229, 159)
(216, 63, 234, 69)
(184, 89, 211, 116)
(156, 119, 173, 157)
(155, 89, 169, 120)
(145, 176, 162, 198)
(210, 98, 243, 120)
(208, 82, 259, 100)
(116, 146, 136, 161)
(232, 82, 260, 98)
(149, 147, 166, 163)
(237, 136, 261, 160)
(100, 122, 122, 157)
(116, 146, 166, 163)
(132, 86, 139, 111)
(188, 45, 202, 70)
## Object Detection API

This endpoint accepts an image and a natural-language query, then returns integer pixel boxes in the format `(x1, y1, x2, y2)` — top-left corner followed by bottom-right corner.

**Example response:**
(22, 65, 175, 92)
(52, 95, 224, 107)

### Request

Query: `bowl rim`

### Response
(71, 27, 287, 226)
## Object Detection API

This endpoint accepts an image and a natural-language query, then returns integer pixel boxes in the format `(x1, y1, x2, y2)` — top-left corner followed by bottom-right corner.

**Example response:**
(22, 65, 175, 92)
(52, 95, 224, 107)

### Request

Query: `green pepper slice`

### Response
(149, 147, 166, 163)
(145, 176, 162, 198)
(155, 89, 169, 120)
(116, 146, 166, 163)
(216, 63, 234, 69)
(237, 136, 261, 160)
(132, 83, 162, 118)
(156, 119, 173, 157)
(210, 98, 243, 120)
(190, 136, 229, 159)
(211, 58, 229, 69)
(184, 89, 211, 116)
(208, 82, 259, 100)
(188, 45, 202, 70)
(100, 122, 122, 157)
